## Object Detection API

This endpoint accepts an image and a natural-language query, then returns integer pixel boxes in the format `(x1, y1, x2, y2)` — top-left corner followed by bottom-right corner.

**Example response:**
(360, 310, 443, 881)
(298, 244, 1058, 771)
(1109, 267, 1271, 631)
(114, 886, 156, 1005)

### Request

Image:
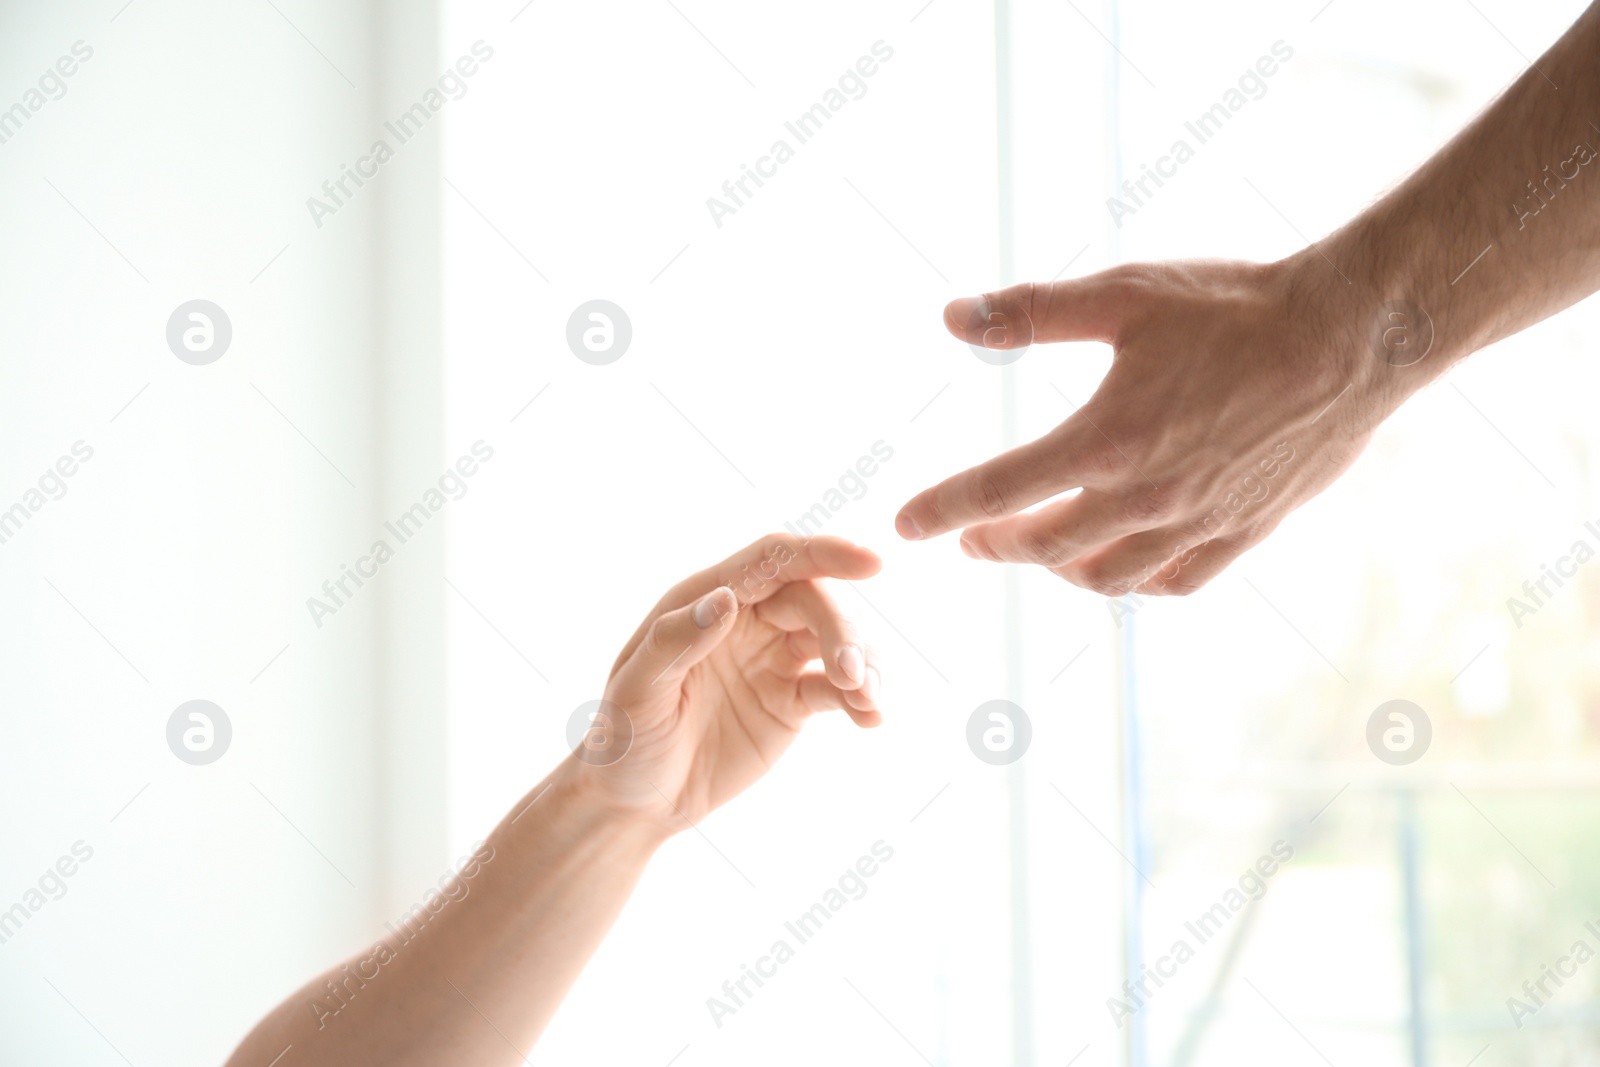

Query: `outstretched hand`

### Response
(573, 534, 884, 829)
(896, 257, 1396, 596)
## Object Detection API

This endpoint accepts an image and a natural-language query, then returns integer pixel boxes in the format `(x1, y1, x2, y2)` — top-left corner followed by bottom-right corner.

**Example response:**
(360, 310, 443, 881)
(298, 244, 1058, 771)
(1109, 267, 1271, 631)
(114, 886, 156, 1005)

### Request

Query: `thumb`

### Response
(614, 585, 740, 697)
(944, 272, 1131, 349)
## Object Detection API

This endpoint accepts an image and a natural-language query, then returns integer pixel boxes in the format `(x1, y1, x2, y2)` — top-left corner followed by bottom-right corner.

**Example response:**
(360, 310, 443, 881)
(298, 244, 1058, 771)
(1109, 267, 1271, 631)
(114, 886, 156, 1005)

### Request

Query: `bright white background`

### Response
(2, 1, 1598, 1066)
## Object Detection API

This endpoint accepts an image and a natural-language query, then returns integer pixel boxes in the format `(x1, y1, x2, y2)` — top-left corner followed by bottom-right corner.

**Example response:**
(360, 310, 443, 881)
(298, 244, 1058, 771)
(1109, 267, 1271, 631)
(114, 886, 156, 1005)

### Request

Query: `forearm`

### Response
(1301, 3, 1600, 396)
(225, 535, 884, 1063)
(225, 755, 668, 1067)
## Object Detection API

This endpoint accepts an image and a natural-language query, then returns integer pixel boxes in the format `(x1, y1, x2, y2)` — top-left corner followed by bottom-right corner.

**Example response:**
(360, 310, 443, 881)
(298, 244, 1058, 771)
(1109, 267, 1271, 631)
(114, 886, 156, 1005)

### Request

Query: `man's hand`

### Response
(574, 533, 884, 828)
(898, 2, 1600, 598)
(895, 257, 1396, 596)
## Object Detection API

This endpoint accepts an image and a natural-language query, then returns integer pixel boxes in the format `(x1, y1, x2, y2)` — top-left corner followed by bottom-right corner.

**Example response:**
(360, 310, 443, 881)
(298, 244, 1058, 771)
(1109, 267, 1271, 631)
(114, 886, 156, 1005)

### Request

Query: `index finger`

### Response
(680, 533, 881, 605)
(895, 421, 1097, 540)
(611, 534, 881, 672)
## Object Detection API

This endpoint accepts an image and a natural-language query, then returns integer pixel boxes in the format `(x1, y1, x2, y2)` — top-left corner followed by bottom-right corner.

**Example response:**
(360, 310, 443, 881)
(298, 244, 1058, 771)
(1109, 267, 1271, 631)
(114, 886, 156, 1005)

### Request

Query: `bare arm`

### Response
(225, 534, 885, 1066)
(1329, 0, 1600, 383)
(899, 3, 1600, 593)
(223, 765, 665, 1065)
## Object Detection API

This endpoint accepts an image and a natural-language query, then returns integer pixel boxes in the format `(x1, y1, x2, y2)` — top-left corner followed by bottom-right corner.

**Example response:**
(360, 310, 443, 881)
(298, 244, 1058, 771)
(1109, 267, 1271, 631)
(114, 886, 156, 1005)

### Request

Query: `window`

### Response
(446, 2, 1600, 1064)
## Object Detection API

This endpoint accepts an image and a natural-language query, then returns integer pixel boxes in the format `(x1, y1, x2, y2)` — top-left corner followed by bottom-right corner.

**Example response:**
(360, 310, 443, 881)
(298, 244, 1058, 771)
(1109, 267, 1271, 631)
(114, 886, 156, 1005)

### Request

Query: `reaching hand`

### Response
(895, 257, 1397, 596)
(573, 533, 884, 828)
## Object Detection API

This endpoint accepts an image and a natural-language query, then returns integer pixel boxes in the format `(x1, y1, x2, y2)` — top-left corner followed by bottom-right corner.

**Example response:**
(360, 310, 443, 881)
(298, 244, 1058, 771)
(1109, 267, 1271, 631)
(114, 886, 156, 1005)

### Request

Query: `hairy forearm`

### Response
(1298, 3, 1600, 399)
(225, 756, 667, 1067)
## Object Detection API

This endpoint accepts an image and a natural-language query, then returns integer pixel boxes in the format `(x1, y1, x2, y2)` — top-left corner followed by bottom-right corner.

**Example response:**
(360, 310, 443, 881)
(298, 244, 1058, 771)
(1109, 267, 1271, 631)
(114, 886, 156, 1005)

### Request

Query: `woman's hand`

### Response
(224, 534, 888, 1067)
(570, 533, 885, 830)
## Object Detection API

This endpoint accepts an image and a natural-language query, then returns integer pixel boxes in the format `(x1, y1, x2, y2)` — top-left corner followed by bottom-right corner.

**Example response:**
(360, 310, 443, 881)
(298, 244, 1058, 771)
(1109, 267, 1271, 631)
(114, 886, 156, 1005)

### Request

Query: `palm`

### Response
(627, 614, 812, 823)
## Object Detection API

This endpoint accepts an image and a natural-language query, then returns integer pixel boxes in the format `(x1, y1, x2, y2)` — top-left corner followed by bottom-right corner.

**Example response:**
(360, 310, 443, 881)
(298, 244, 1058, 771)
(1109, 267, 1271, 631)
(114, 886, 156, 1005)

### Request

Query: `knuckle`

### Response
(973, 473, 1011, 519)
(1014, 281, 1041, 328)
(1106, 261, 1160, 296)
(1076, 440, 1124, 482)
(1118, 488, 1175, 526)
(1073, 557, 1133, 596)
(1070, 570, 1130, 597)
(1157, 571, 1208, 596)
(1154, 541, 1234, 596)
(1019, 528, 1073, 569)
(642, 614, 676, 659)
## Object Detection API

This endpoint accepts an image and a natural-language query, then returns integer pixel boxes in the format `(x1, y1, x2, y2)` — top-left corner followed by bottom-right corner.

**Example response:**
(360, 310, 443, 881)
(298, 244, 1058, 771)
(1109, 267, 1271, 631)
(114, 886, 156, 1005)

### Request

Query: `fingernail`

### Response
(693, 587, 734, 629)
(861, 666, 881, 703)
(959, 534, 979, 559)
(896, 513, 924, 540)
(837, 644, 865, 685)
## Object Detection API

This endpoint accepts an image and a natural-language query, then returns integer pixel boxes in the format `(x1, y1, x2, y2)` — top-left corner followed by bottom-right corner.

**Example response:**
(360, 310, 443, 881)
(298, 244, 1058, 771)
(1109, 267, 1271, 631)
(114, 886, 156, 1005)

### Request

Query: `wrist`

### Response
(1261, 247, 1399, 429)
(503, 756, 675, 860)
(1273, 228, 1438, 427)
(1324, 196, 1501, 387)
(560, 753, 682, 847)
